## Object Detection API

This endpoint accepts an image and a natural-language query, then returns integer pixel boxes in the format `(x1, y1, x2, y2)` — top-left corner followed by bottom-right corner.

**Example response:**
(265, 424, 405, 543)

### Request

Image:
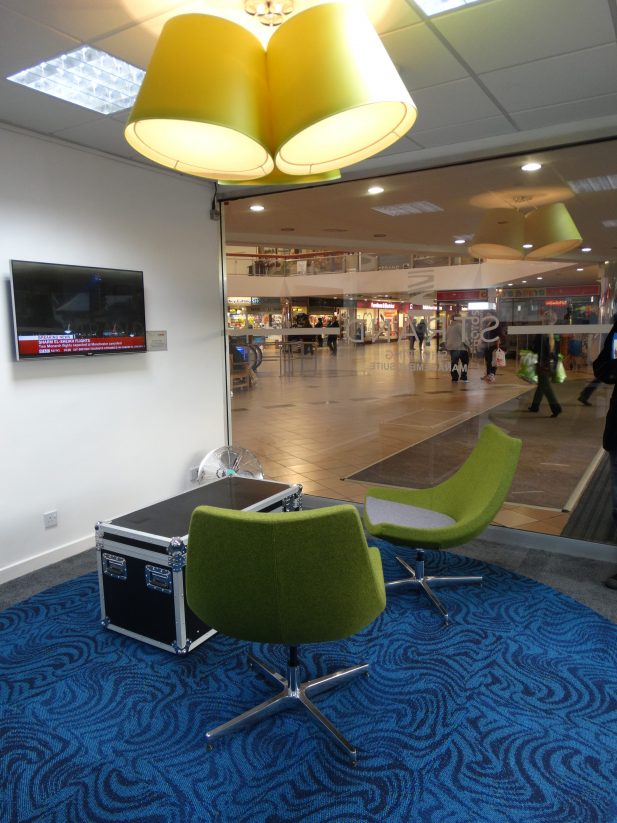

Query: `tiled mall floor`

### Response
(231, 341, 596, 536)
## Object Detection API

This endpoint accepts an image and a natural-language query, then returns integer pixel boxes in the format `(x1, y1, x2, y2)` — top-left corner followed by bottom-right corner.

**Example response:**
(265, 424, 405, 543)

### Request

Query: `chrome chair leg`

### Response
(206, 652, 366, 762)
(384, 549, 482, 622)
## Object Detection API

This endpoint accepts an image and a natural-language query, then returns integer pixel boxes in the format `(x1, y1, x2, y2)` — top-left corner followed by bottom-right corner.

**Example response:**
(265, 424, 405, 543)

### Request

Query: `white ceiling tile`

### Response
(0, 0, 187, 42)
(0, 81, 104, 134)
(95, 23, 159, 68)
(0, 7, 78, 74)
(512, 94, 617, 132)
(480, 44, 617, 112)
(411, 77, 504, 131)
(411, 115, 516, 149)
(382, 23, 468, 90)
(432, 0, 615, 74)
(368, 0, 423, 33)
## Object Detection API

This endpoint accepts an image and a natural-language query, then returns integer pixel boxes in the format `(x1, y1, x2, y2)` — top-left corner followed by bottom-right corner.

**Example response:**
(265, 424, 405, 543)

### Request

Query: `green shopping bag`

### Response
(552, 353, 567, 384)
(517, 349, 538, 383)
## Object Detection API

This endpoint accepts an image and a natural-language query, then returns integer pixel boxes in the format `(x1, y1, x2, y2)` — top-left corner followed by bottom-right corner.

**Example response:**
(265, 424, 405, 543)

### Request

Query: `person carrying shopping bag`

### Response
(527, 324, 563, 418)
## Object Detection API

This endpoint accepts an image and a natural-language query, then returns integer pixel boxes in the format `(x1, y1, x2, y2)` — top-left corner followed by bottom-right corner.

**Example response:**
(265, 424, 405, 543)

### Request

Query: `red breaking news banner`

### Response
(18, 335, 146, 356)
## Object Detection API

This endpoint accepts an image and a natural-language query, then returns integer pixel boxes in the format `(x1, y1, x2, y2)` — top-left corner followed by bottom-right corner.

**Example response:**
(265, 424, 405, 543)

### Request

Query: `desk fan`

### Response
(197, 445, 264, 482)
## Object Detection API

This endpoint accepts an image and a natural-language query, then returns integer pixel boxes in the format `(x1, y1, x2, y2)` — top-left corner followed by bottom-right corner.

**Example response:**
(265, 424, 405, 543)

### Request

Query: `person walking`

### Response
(416, 318, 427, 353)
(315, 316, 324, 348)
(327, 315, 339, 355)
(598, 319, 617, 589)
(445, 316, 470, 383)
(481, 321, 506, 383)
(578, 378, 602, 406)
(527, 329, 562, 417)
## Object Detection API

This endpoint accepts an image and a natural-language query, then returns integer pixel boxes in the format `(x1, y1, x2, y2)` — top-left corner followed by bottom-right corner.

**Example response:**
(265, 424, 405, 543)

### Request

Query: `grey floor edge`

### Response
(1, 496, 616, 623)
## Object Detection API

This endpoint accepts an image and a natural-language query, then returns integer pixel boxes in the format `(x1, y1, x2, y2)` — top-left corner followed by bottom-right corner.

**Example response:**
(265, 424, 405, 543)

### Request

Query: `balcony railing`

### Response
(225, 250, 474, 277)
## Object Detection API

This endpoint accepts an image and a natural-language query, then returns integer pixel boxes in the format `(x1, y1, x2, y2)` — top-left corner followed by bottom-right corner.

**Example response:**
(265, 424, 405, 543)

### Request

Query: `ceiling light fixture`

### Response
(250, 204, 265, 212)
(244, 1, 294, 27)
(521, 162, 542, 172)
(372, 201, 443, 216)
(125, 5, 417, 182)
(469, 203, 582, 260)
(368, 186, 385, 195)
(413, 0, 487, 17)
(454, 238, 466, 244)
(581, 246, 591, 252)
(507, 283, 513, 286)
(7, 46, 144, 115)
(568, 174, 617, 193)
(577, 267, 584, 271)
(469, 209, 524, 260)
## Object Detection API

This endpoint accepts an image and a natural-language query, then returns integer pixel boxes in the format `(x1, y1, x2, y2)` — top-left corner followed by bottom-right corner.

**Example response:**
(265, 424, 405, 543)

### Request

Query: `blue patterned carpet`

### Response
(1, 542, 616, 823)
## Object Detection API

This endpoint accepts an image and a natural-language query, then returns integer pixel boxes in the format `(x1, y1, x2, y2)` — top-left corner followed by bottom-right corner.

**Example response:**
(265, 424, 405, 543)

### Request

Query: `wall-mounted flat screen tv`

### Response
(10, 260, 147, 360)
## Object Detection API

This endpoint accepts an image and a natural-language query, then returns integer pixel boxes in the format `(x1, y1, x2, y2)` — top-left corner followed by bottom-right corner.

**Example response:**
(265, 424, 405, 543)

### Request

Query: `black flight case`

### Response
(96, 476, 302, 654)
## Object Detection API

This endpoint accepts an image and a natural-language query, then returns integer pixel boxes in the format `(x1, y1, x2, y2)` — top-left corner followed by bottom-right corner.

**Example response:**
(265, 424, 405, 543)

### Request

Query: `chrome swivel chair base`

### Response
(385, 548, 482, 623)
(205, 648, 368, 764)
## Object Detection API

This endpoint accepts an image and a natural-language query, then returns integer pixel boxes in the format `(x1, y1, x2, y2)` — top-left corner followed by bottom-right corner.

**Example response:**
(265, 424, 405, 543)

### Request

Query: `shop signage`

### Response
(436, 289, 488, 301)
(228, 297, 252, 304)
(356, 300, 399, 310)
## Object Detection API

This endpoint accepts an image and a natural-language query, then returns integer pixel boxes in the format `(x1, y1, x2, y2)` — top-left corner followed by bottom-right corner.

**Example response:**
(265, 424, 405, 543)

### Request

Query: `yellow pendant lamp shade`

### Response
(524, 203, 582, 259)
(219, 168, 341, 186)
(469, 208, 525, 260)
(124, 14, 274, 181)
(268, 3, 417, 175)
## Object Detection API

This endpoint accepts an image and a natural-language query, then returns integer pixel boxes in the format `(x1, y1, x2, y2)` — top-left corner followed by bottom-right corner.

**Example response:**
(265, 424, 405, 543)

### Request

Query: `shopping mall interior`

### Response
(1, 1, 616, 819)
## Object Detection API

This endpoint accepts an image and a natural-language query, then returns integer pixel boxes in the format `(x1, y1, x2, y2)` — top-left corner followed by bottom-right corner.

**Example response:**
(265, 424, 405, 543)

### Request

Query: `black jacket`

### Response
(602, 322, 617, 451)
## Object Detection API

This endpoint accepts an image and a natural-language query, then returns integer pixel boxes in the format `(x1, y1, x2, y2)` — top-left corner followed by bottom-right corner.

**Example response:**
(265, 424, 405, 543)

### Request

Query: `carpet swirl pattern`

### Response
(1, 542, 616, 822)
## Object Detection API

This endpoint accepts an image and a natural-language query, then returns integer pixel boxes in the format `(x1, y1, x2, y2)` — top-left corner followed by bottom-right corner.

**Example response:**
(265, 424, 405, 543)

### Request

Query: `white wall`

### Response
(0, 127, 227, 582)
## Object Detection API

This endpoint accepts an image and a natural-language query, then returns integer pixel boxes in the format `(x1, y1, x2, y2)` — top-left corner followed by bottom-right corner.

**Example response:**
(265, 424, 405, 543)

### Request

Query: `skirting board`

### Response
(1, 521, 616, 588)
(0, 533, 94, 586)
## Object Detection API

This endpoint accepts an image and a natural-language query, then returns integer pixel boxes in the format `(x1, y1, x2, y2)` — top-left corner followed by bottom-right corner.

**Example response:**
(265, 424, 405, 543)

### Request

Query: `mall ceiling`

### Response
(1, 0, 616, 286)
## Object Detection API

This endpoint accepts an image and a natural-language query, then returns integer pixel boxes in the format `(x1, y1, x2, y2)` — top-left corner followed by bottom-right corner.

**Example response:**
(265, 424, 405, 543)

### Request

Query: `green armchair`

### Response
(363, 423, 522, 622)
(186, 504, 386, 762)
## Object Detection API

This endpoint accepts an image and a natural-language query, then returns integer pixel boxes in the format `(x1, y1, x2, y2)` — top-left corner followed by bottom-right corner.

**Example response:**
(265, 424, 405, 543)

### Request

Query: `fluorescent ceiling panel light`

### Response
(7, 46, 144, 115)
(567, 174, 617, 193)
(372, 201, 443, 216)
(368, 186, 384, 195)
(412, 0, 487, 17)
(521, 162, 542, 172)
(602, 219, 617, 228)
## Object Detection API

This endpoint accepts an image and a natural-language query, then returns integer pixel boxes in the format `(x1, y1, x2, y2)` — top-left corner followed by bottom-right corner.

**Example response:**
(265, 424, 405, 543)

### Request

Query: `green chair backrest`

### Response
(186, 504, 386, 646)
(434, 423, 522, 528)
(364, 424, 522, 549)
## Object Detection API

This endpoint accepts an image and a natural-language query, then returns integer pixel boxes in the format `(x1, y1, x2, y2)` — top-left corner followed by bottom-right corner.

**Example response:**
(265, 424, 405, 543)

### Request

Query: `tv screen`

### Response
(10, 260, 147, 360)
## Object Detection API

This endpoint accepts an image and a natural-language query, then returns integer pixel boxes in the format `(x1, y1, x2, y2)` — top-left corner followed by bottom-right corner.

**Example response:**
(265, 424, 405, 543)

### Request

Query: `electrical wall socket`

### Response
(43, 510, 58, 529)
(189, 466, 199, 483)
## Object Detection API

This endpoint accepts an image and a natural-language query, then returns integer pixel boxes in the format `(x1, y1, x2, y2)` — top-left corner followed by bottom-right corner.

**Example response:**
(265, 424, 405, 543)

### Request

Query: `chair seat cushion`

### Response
(365, 496, 456, 530)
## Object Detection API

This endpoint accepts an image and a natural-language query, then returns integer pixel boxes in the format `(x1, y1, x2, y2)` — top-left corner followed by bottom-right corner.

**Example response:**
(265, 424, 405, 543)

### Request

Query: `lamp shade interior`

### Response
(469, 208, 525, 260)
(219, 168, 342, 186)
(268, 3, 417, 175)
(124, 14, 274, 180)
